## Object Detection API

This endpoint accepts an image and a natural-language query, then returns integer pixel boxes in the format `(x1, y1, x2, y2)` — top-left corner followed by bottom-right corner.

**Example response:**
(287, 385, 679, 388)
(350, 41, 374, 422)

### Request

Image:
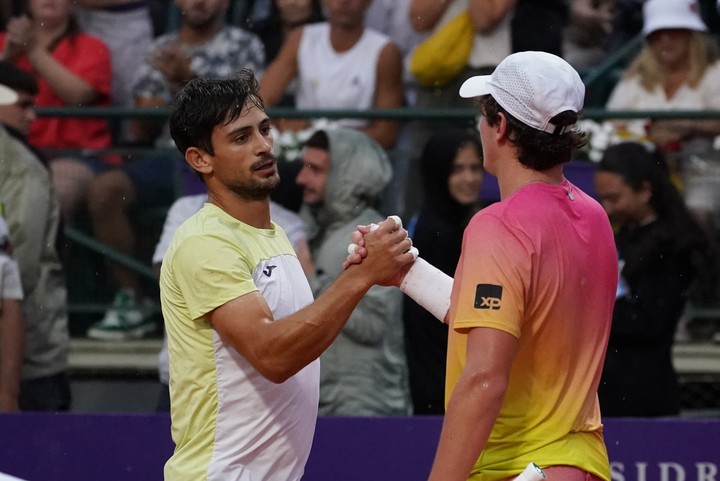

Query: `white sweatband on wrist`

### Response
(400, 257, 452, 323)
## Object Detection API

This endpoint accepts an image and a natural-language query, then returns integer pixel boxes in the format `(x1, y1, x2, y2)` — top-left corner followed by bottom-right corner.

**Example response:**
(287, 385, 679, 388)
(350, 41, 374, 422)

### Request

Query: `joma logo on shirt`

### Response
(474, 284, 503, 310)
(263, 265, 277, 277)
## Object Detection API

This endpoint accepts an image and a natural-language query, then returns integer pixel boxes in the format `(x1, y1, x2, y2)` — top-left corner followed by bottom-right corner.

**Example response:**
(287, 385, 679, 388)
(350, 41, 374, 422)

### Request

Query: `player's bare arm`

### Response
(428, 327, 517, 481)
(209, 217, 414, 383)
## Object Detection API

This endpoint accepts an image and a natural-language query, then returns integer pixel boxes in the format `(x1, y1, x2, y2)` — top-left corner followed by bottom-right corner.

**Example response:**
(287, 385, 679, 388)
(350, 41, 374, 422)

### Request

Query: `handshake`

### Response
(345, 215, 417, 260)
(344, 215, 453, 323)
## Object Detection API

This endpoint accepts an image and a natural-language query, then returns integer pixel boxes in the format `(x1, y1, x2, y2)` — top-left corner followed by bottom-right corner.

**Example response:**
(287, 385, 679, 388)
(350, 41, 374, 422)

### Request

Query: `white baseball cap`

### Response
(0, 84, 18, 105)
(459, 51, 584, 135)
(642, 0, 708, 36)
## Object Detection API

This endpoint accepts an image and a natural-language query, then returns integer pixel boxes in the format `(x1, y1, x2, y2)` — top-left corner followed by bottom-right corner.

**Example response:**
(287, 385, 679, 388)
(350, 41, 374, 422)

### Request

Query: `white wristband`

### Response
(400, 257, 452, 323)
(513, 463, 547, 481)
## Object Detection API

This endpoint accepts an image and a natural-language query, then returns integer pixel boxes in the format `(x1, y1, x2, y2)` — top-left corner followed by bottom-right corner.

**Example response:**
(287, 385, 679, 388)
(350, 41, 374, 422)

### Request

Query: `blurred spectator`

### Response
(605, 0, 720, 243)
(296, 128, 410, 415)
(74, 0, 154, 144)
(403, 128, 483, 415)
(408, 0, 514, 113)
(365, 0, 424, 62)
(251, 0, 324, 64)
(407, 0, 513, 216)
(0, 62, 71, 411)
(84, 0, 265, 341)
(259, 0, 404, 150)
(0, 211, 24, 412)
(131, 0, 265, 148)
(605, 0, 720, 153)
(249, 0, 324, 107)
(0, 0, 113, 223)
(595, 142, 717, 417)
(364, 0, 424, 216)
(564, 0, 614, 71)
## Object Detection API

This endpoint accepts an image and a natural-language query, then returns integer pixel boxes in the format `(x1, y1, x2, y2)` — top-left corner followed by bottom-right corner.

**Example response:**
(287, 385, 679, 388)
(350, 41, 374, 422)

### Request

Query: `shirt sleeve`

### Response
(170, 234, 258, 321)
(451, 213, 530, 339)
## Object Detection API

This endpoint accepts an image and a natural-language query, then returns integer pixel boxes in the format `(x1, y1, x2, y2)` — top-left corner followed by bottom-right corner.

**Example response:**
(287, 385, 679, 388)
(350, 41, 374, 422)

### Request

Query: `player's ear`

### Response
(185, 147, 212, 175)
(496, 112, 510, 142)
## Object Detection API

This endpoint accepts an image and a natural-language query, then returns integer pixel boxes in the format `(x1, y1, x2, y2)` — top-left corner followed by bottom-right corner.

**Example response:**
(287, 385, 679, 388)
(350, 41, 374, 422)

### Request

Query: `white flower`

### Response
(577, 120, 652, 162)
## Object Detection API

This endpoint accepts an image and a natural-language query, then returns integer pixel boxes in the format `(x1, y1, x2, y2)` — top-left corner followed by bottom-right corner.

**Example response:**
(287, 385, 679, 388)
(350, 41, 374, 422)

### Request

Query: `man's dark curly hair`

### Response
(478, 95, 587, 171)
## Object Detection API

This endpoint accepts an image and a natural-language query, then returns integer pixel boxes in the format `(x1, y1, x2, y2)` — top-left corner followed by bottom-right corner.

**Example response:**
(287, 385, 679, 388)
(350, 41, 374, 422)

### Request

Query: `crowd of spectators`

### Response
(1, 0, 720, 415)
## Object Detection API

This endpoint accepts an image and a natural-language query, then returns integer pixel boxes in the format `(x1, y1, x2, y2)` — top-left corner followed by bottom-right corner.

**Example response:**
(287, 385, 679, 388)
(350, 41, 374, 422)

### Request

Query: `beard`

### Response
(228, 154, 280, 201)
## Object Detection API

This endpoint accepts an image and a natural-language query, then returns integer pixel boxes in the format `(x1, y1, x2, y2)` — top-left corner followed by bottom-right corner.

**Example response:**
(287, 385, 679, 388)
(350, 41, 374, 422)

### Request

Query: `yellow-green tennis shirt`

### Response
(160, 203, 319, 481)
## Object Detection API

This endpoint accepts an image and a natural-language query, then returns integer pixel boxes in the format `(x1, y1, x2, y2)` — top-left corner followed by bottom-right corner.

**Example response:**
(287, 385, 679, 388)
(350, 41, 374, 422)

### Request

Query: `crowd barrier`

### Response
(0, 413, 718, 481)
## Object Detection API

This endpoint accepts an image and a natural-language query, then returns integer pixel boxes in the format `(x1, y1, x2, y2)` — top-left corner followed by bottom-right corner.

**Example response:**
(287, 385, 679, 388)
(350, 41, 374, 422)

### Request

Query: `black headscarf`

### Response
(419, 128, 482, 225)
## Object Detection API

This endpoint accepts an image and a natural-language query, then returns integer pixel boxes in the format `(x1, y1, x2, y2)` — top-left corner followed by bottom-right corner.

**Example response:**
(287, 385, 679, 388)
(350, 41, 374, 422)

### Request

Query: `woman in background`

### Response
(0, 0, 112, 221)
(605, 0, 720, 152)
(595, 142, 717, 417)
(403, 128, 483, 415)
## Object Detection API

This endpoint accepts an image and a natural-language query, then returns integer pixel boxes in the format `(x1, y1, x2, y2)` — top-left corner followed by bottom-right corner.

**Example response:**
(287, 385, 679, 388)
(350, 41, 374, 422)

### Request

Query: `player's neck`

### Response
(208, 192, 272, 229)
(497, 162, 564, 200)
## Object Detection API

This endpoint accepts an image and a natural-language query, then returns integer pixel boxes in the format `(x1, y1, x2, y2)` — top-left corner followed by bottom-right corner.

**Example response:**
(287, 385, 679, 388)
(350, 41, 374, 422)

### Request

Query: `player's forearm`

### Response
(400, 258, 453, 323)
(252, 269, 375, 383)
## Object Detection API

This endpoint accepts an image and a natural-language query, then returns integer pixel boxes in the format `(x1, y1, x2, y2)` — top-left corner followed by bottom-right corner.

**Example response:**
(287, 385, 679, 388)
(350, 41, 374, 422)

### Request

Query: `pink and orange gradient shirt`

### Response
(447, 180, 617, 481)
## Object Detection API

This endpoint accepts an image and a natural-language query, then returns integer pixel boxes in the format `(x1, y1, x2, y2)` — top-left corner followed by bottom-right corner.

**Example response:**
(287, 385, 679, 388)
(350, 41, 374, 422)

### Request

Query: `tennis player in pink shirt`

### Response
(347, 51, 618, 481)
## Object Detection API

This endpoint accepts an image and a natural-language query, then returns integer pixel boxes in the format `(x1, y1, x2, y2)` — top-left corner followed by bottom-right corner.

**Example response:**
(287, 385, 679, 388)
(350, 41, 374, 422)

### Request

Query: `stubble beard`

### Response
(229, 173, 279, 202)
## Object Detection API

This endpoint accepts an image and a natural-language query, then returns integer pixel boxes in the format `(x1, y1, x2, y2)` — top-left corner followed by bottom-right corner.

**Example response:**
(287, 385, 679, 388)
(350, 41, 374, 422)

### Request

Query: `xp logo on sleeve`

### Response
(474, 284, 503, 310)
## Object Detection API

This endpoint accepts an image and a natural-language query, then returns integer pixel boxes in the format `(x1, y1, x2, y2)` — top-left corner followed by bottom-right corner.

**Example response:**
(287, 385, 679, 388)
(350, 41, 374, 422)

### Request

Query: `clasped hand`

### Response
(3, 15, 39, 60)
(342, 216, 418, 287)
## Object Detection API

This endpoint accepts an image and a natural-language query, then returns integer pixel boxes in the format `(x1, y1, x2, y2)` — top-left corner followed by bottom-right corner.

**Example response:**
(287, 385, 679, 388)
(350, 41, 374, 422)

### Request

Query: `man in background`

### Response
(296, 128, 410, 415)
(0, 61, 71, 411)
